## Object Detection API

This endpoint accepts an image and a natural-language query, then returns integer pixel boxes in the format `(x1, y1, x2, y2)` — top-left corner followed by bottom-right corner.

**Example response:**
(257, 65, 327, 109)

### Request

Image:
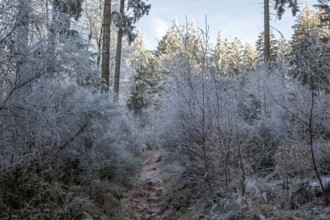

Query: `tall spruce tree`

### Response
(291, 3, 319, 52)
(242, 43, 258, 71)
(228, 37, 244, 76)
(316, 0, 330, 26)
(183, 21, 203, 61)
(256, 31, 279, 64)
(128, 34, 157, 112)
(274, 0, 299, 19)
(101, 0, 111, 89)
(291, 3, 330, 90)
(214, 33, 231, 75)
(265, 0, 299, 65)
(113, 0, 151, 100)
(264, 0, 271, 62)
(156, 23, 182, 58)
(113, 0, 125, 100)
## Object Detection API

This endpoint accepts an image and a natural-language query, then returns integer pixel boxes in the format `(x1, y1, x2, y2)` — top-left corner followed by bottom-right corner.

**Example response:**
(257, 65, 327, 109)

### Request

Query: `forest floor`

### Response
(123, 148, 170, 220)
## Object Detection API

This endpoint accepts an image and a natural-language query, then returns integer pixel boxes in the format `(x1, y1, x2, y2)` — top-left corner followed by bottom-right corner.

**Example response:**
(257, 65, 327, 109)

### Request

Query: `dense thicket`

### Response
(132, 4, 330, 219)
(0, 0, 144, 218)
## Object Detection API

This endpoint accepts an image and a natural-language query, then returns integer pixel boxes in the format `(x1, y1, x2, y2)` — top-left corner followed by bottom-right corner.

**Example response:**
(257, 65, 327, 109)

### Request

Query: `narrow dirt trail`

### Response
(126, 149, 169, 220)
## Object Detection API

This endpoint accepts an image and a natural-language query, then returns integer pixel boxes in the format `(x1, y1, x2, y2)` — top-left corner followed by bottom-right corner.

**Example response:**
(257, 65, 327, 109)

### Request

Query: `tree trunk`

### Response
(47, 7, 57, 75)
(101, 0, 112, 89)
(16, 0, 31, 86)
(264, 0, 270, 62)
(97, 27, 103, 66)
(309, 90, 325, 197)
(113, 0, 125, 101)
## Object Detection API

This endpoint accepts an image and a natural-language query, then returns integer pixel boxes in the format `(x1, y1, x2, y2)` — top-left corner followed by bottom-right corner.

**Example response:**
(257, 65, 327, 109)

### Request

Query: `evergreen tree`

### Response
(228, 37, 244, 76)
(214, 33, 231, 75)
(214, 32, 222, 74)
(290, 3, 330, 90)
(101, 0, 112, 89)
(265, 0, 299, 64)
(274, 0, 299, 19)
(264, 0, 271, 62)
(155, 23, 182, 57)
(316, 0, 330, 27)
(52, 0, 84, 20)
(242, 43, 258, 71)
(113, 0, 151, 100)
(156, 21, 203, 62)
(277, 37, 291, 59)
(291, 3, 327, 53)
(256, 31, 279, 64)
(183, 21, 203, 61)
(128, 34, 157, 112)
(265, 0, 298, 63)
(153, 23, 185, 105)
(113, 0, 125, 101)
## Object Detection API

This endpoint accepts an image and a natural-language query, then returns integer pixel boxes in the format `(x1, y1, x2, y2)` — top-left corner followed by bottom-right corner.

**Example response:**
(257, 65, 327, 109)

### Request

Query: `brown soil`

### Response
(126, 149, 169, 220)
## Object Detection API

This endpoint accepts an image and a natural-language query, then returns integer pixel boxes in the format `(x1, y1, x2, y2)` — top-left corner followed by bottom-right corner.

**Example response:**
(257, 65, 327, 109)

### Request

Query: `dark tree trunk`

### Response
(101, 0, 111, 89)
(47, 7, 57, 75)
(264, 0, 270, 62)
(113, 0, 125, 101)
(16, 0, 31, 86)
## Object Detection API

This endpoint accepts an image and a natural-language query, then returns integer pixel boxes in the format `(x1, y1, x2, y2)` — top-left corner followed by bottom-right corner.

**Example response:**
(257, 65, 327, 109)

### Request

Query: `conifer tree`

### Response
(183, 21, 203, 61)
(264, 0, 270, 62)
(128, 34, 157, 112)
(113, 0, 151, 100)
(291, 3, 330, 90)
(268, 0, 299, 64)
(276, 36, 291, 65)
(156, 25, 181, 57)
(214, 32, 223, 74)
(274, 0, 299, 19)
(316, 0, 330, 26)
(113, 0, 125, 100)
(101, 0, 111, 89)
(256, 31, 279, 64)
(228, 37, 244, 76)
(214, 33, 231, 75)
(242, 43, 258, 71)
(291, 3, 326, 54)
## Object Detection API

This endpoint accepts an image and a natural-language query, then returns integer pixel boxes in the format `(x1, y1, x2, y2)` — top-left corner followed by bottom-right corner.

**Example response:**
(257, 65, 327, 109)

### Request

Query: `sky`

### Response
(136, 0, 317, 50)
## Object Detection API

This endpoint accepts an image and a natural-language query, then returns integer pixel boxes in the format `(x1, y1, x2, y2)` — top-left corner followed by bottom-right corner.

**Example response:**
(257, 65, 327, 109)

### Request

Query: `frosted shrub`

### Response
(0, 0, 143, 217)
(154, 23, 330, 218)
(153, 24, 254, 198)
(0, 78, 141, 218)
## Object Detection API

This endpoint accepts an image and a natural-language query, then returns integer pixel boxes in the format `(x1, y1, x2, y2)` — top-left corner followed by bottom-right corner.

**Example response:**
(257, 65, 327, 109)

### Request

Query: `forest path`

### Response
(125, 148, 169, 220)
